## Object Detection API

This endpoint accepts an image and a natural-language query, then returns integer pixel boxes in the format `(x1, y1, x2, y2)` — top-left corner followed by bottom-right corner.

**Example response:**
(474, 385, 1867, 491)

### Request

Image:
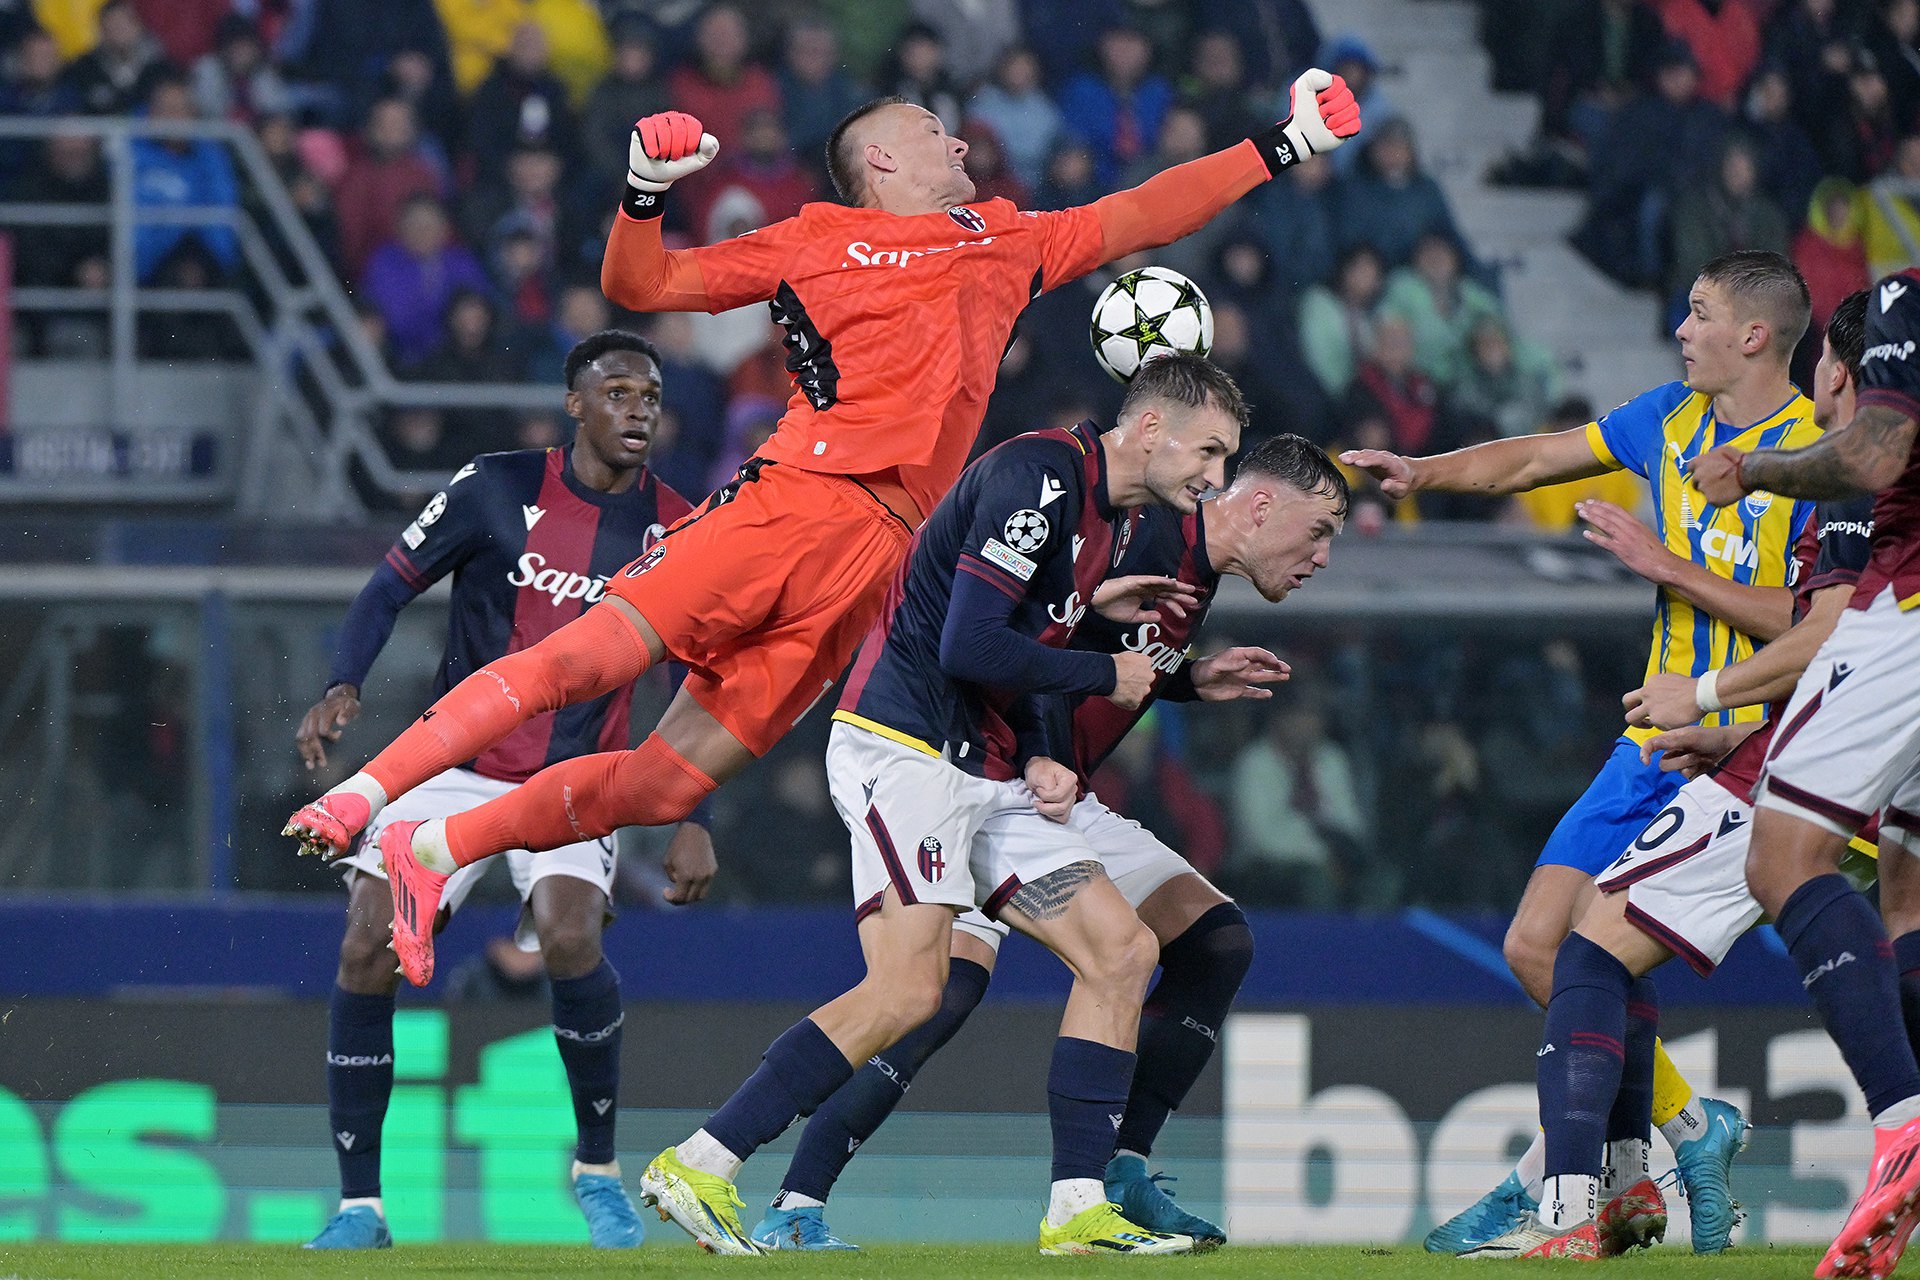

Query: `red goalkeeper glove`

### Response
(1252, 69, 1363, 176)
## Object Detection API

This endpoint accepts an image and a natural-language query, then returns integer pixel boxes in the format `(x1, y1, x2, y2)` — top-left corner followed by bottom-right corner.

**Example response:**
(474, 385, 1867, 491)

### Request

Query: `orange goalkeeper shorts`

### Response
(605, 459, 913, 756)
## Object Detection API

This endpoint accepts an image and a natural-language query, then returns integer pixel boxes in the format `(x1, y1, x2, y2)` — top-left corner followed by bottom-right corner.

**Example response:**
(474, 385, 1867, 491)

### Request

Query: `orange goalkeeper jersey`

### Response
(602, 142, 1273, 520)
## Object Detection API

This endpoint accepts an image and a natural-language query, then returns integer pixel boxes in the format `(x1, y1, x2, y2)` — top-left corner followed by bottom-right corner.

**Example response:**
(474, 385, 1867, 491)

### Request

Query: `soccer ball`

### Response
(1089, 266, 1214, 383)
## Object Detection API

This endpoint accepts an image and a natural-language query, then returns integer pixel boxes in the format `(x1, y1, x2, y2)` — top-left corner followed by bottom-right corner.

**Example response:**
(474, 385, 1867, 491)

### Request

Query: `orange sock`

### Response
(444, 733, 717, 865)
(363, 604, 652, 802)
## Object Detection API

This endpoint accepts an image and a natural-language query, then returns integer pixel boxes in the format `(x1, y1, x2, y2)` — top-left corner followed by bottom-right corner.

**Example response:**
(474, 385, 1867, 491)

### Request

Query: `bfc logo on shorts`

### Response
(918, 836, 946, 882)
(623, 542, 668, 577)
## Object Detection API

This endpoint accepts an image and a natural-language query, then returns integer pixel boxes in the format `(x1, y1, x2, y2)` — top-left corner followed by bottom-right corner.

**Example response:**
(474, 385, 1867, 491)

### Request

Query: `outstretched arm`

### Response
(1693, 405, 1919, 504)
(1576, 499, 1791, 641)
(1342, 426, 1612, 499)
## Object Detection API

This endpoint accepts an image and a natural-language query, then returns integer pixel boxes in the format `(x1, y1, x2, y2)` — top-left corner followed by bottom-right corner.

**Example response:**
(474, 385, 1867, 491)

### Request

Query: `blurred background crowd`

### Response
(0, 0, 1904, 913)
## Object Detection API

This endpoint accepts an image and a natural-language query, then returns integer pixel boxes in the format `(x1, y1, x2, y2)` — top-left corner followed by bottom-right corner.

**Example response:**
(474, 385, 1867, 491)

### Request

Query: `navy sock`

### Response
(1896, 931, 1920, 1069)
(1606, 978, 1657, 1146)
(1779, 875, 1920, 1117)
(1539, 934, 1631, 1180)
(1115, 903, 1253, 1158)
(779, 959, 991, 1202)
(706, 1018, 855, 1162)
(327, 984, 395, 1200)
(1049, 1037, 1136, 1183)
(550, 959, 623, 1166)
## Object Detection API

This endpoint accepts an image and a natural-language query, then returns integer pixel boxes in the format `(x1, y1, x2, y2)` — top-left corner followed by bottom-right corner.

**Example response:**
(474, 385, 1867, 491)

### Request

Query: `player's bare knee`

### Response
(337, 921, 398, 993)
(874, 971, 946, 1040)
(1080, 921, 1161, 1000)
(538, 926, 603, 980)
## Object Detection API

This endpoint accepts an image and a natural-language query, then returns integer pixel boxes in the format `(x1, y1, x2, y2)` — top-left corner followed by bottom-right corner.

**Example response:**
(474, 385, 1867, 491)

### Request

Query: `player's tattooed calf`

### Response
(1008, 860, 1104, 921)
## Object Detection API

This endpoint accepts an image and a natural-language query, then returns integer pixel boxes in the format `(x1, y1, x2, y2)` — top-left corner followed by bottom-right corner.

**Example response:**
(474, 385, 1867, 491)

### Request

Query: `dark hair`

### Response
(1117, 352, 1251, 431)
(1827, 287, 1870, 384)
(1234, 433, 1350, 517)
(564, 329, 662, 389)
(1696, 249, 1812, 355)
(825, 95, 907, 204)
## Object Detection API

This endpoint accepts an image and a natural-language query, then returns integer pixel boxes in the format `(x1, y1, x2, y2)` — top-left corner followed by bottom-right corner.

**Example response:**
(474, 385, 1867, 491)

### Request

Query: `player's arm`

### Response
(1340, 426, 1613, 499)
(1040, 71, 1360, 283)
(600, 111, 793, 314)
(297, 472, 484, 769)
(1697, 404, 1918, 503)
(1640, 721, 1763, 776)
(1574, 497, 1792, 642)
(1625, 582, 1853, 729)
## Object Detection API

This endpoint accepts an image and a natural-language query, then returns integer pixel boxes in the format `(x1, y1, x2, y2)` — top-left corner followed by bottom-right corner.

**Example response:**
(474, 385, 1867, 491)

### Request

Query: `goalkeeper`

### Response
(287, 81, 1362, 992)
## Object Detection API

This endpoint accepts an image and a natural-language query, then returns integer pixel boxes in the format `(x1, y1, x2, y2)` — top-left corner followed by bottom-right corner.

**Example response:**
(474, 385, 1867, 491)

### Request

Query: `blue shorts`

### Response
(1536, 738, 1687, 873)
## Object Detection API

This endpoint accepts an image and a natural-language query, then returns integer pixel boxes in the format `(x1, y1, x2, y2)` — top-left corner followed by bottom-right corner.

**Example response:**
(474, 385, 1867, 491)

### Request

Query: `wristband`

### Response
(1249, 122, 1302, 176)
(1695, 669, 1725, 714)
(621, 181, 665, 222)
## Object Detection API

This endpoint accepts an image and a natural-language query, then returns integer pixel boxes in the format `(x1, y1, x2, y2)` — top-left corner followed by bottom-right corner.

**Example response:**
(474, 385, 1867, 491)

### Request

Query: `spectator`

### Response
(1299, 242, 1384, 401)
(1665, 136, 1790, 316)
(1795, 177, 1870, 335)
(689, 107, 817, 241)
(1034, 136, 1101, 209)
(882, 21, 962, 129)
(1767, 0, 1854, 141)
(490, 225, 552, 329)
(716, 751, 850, 903)
(1086, 709, 1227, 878)
(1646, 0, 1762, 110)
(706, 394, 784, 494)
(1335, 116, 1469, 270)
(584, 15, 668, 192)
(641, 312, 726, 497)
(1018, 0, 1128, 86)
(514, 281, 609, 381)
(1255, 153, 1336, 295)
(190, 13, 292, 122)
(1509, 397, 1646, 530)
(61, 0, 170, 116)
(438, 0, 608, 104)
(1196, 0, 1319, 94)
(407, 289, 515, 446)
(1347, 313, 1443, 455)
(1449, 316, 1563, 443)
(910, 0, 1017, 87)
(463, 143, 575, 282)
(288, 0, 450, 127)
(1540, 0, 1663, 153)
(466, 22, 580, 184)
(779, 15, 868, 176)
(8, 132, 110, 288)
(130, 73, 241, 284)
(379, 405, 471, 492)
(966, 45, 1059, 190)
(1226, 695, 1366, 907)
(0, 30, 80, 181)
(1821, 45, 1902, 183)
(1057, 24, 1173, 186)
(1742, 63, 1825, 229)
(252, 110, 340, 265)
(1863, 133, 1920, 277)
(334, 96, 442, 282)
(1320, 33, 1391, 175)
(1576, 40, 1728, 288)
(1183, 28, 1262, 153)
(667, 3, 780, 155)
(446, 936, 550, 1001)
(955, 117, 1028, 206)
(1864, 0, 1920, 127)
(369, 46, 462, 162)
(361, 194, 490, 366)
(1379, 231, 1504, 388)
(1208, 298, 1322, 446)
(814, 0, 910, 83)
(132, 0, 229, 67)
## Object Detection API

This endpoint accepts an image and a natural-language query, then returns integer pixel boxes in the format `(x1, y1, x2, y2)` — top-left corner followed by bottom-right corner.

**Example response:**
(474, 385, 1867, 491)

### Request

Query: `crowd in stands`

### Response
(1, 0, 1589, 527)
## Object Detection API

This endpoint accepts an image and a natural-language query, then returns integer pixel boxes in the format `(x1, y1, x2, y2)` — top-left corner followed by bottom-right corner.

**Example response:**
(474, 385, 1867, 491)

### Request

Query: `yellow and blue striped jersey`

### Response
(1584, 380, 1822, 743)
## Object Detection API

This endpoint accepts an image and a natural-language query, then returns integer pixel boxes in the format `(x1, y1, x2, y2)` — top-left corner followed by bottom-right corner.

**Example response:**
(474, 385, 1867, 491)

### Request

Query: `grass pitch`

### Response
(0, 1243, 1834, 1278)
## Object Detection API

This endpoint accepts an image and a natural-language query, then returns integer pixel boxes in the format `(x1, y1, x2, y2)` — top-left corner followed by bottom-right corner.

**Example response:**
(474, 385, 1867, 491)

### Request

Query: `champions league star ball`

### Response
(1089, 266, 1214, 383)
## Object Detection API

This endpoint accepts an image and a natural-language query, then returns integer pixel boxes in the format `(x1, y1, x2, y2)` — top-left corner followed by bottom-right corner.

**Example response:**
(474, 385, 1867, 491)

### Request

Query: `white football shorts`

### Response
(1594, 774, 1758, 976)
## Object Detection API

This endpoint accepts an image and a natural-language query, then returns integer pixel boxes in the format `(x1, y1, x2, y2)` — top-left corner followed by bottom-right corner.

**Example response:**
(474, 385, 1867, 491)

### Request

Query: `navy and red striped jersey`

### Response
(373, 446, 692, 782)
(1708, 495, 1873, 803)
(983, 503, 1220, 788)
(1850, 269, 1920, 611)
(833, 421, 1133, 770)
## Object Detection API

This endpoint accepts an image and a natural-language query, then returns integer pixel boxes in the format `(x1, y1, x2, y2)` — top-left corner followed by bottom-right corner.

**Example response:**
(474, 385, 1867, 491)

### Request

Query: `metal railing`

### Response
(0, 116, 570, 515)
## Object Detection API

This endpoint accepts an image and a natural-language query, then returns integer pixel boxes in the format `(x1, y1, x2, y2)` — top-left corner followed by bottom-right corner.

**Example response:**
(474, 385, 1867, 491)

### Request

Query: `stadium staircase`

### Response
(1310, 0, 1681, 413)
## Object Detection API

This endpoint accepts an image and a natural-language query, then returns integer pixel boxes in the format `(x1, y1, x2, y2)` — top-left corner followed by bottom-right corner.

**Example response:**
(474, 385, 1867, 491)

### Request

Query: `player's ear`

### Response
(865, 140, 898, 177)
(563, 388, 583, 422)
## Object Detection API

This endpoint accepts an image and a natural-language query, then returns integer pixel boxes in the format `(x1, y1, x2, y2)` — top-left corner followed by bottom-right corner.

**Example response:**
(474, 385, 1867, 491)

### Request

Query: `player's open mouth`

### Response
(618, 431, 650, 450)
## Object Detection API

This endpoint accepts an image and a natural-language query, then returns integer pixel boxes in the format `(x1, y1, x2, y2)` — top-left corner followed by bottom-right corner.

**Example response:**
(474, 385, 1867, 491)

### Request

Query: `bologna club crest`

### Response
(623, 543, 667, 577)
(948, 206, 986, 234)
(918, 836, 946, 882)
